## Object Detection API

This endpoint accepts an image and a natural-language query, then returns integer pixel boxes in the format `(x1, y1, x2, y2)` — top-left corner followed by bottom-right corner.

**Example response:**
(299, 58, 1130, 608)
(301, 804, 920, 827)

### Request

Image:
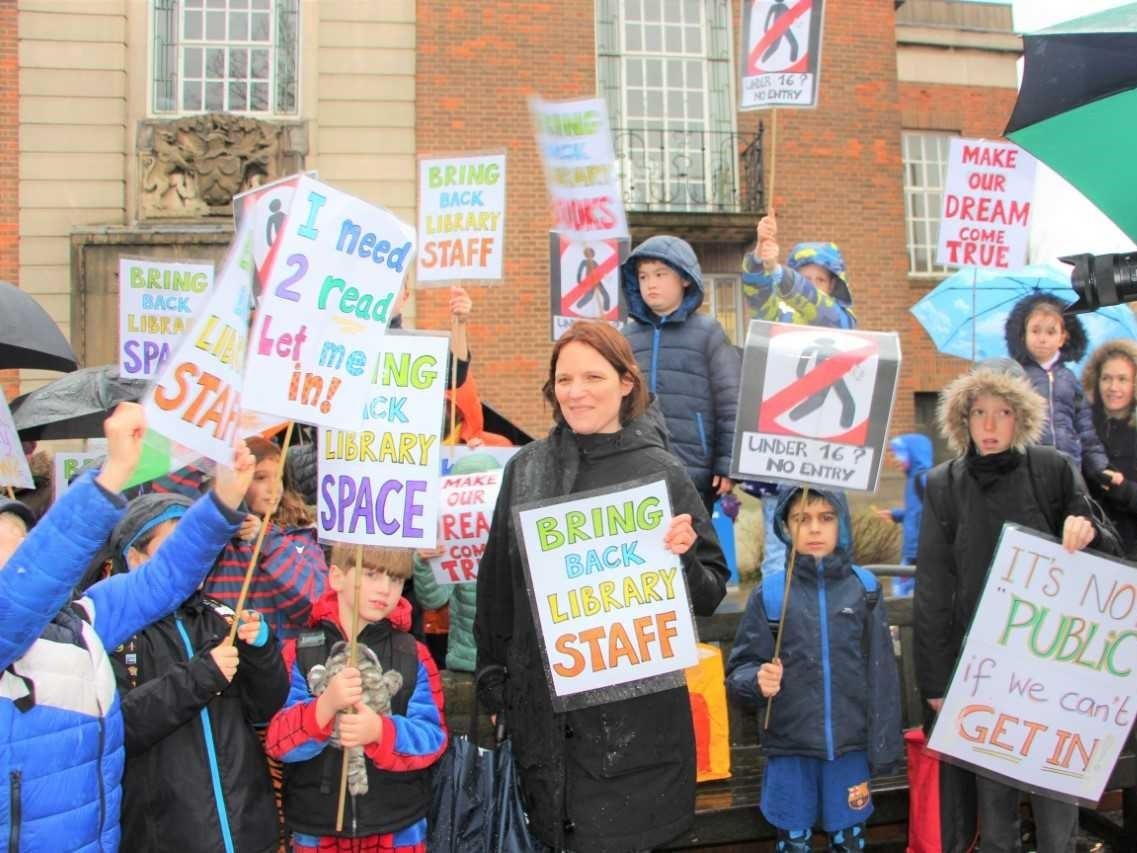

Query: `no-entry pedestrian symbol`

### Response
(732, 321, 901, 491)
(740, 0, 826, 110)
(549, 232, 628, 341)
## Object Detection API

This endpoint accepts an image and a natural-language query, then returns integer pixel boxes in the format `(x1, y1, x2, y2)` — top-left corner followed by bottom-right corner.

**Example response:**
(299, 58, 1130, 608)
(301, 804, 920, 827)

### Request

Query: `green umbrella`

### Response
(1005, 4, 1137, 242)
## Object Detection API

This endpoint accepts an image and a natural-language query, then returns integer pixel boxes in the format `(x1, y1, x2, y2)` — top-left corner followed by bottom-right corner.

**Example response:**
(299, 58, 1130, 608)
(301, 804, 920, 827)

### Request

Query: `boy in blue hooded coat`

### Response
(876, 433, 933, 595)
(726, 485, 902, 852)
(0, 403, 255, 853)
(620, 234, 742, 510)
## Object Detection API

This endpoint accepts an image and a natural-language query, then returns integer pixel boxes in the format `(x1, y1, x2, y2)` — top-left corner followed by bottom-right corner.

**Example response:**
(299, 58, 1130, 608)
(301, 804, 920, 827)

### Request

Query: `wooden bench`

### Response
(440, 568, 1136, 850)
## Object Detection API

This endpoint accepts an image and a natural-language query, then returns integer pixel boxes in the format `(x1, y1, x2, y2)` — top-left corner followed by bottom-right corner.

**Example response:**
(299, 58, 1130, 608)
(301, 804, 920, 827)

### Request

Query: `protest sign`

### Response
(548, 232, 627, 341)
(937, 138, 1036, 269)
(141, 216, 255, 469)
(0, 395, 32, 490)
(928, 525, 1137, 805)
(426, 468, 502, 585)
(531, 96, 629, 241)
(730, 320, 900, 491)
(118, 258, 214, 379)
(740, 0, 826, 110)
(317, 333, 448, 549)
(53, 452, 105, 501)
(417, 153, 506, 283)
(515, 478, 699, 712)
(233, 173, 305, 300)
(242, 176, 416, 428)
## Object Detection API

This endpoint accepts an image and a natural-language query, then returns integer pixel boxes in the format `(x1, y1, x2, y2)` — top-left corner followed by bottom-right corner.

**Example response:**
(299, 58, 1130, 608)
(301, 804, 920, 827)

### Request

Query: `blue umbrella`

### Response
(910, 264, 1137, 375)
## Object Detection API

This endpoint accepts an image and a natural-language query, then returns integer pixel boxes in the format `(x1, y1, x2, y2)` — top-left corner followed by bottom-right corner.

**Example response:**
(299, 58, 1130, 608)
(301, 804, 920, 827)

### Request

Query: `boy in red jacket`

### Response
(266, 544, 447, 852)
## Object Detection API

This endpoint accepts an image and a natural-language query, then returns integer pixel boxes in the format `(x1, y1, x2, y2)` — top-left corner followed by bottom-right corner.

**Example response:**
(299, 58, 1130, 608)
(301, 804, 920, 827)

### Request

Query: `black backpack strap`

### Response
(914, 470, 927, 502)
(387, 631, 421, 717)
(1023, 447, 1062, 535)
(295, 630, 329, 684)
(926, 460, 959, 545)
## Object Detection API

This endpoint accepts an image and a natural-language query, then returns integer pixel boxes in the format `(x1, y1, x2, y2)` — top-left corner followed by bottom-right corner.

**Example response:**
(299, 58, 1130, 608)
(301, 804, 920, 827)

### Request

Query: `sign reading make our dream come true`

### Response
(515, 478, 699, 712)
(427, 468, 503, 586)
(317, 333, 448, 550)
(936, 137, 1036, 270)
(241, 176, 416, 428)
(731, 320, 900, 491)
(118, 258, 214, 379)
(417, 152, 506, 283)
(928, 526, 1137, 805)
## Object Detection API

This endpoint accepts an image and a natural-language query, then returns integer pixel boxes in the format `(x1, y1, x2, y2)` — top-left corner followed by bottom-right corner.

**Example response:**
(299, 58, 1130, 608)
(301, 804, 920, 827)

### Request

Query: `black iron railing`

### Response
(612, 125, 764, 214)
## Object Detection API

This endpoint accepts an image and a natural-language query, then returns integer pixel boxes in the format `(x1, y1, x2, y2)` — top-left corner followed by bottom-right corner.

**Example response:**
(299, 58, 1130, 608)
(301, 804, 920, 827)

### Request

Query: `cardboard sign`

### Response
(730, 320, 900, 491)
(118, 258, 214, 379)
(427, 468, 503, 585)
(233, 172, 306, 301)
(531, 96, 629, 241)
(0, 395, 32, 490)
(316, 333, 448, 549)
(740, 0, 826, 110)
(515, 478, 699, 711)
(53, 452, 105, 501)
(928, 526, 1137, 806)
(548, 232, 628, 341)
(142, 217, 255, 467)
(417, 153, 506, 283)
(937, 138, 1036, 269)
(241, 176, 416, 428)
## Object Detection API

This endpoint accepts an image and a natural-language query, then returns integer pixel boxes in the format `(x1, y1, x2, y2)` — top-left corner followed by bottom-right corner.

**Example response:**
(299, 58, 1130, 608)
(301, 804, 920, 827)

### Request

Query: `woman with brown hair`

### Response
(475, 320, 729, 853)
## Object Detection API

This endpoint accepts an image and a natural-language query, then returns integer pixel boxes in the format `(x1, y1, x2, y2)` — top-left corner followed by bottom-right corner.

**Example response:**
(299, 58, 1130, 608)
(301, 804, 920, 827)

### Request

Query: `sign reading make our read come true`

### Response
(427, 469, 503, 586)
(317, 333, 448, 550)
(241, 176, 416, 429)
(740, 0, 826, 110)
(0, 395, 33, 490)
(937, 138, 1036, 270)
(118, 258, 214, 379)
(929, 526, 1137, 805)
(516, 479, 698, 712)
(417, 153, 506, 283)
(531, 96, 629, 242)
(730, 320, 900, 492)
(142, 216, 256, 467)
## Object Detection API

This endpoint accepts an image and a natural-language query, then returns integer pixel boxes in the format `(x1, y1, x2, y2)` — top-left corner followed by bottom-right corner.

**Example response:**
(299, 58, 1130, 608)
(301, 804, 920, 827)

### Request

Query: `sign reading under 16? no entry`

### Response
(731, 320, 901, 492)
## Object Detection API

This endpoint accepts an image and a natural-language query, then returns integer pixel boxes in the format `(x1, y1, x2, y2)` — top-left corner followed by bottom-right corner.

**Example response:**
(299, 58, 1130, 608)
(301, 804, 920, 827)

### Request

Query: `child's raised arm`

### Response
(83, 441, 254, 652)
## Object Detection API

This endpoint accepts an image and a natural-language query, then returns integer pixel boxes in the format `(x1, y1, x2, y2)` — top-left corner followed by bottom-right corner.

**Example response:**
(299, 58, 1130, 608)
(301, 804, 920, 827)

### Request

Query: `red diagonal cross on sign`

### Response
(749, 0, 812, 74)
(760, 339, 876, 427)
(561, 251, 620, 316)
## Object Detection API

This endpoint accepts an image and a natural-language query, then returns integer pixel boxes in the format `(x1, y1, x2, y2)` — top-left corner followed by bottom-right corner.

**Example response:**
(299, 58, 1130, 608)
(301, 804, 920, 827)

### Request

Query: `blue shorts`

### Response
(760, 751, 873, 833)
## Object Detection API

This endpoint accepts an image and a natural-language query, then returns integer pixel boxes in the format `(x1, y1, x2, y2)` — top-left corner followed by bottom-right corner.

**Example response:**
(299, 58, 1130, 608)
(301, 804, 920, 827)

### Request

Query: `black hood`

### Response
(1005, 292, 1087, 365)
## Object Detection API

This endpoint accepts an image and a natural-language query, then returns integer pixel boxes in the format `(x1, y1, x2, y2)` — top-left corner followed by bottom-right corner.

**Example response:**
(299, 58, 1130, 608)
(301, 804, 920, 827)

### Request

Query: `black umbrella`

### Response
(10, 365, 148, 441)
(0, 281, 78, 373)
(1004, 4, 1137, 242)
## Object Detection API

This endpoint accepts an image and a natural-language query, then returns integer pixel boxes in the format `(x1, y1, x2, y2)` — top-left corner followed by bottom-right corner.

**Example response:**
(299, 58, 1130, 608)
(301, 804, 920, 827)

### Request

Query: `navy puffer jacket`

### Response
(1005, 293, 1110, 474)
(725, 487, 903, 774)
(620, 235, 742, 497)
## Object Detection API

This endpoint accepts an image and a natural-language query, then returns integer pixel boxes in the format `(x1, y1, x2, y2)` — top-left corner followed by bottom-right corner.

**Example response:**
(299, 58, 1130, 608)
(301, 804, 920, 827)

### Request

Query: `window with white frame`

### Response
(152, 0, 299, 116)
(597, 0, 736, 212)
(703, 274, 745, 346)
(902, 130, 956, 276)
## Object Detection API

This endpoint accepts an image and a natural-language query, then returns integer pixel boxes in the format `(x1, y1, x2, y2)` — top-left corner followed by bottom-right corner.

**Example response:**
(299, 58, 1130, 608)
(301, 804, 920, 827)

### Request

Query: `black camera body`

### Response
(1062, 251, 1137, 313)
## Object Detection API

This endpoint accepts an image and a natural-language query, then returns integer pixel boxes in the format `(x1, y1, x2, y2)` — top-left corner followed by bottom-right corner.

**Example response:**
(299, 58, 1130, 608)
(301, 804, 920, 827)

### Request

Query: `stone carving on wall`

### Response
(137, 113, 307, 219)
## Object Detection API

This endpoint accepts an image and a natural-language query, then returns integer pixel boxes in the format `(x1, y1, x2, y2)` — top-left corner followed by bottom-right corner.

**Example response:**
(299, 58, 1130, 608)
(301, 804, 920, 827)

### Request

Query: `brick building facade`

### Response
(415, 0, 1022, 458)
(1, 0, 17, 400)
